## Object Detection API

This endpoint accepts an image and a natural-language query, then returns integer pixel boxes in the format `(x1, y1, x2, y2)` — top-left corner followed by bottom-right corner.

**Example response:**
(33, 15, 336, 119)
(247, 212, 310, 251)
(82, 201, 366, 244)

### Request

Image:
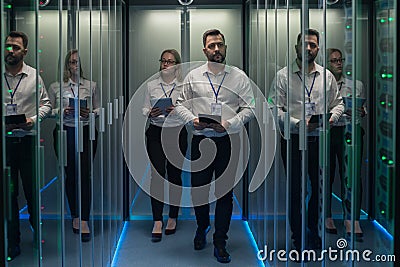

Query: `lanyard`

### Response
(70, 84, 76, 98)
(4, 74, 24, 104)
(297, 72, 317, 102)
(160, 83, 175, 98)
(338, 82, 343, 91)
(206, 72, 227, 103)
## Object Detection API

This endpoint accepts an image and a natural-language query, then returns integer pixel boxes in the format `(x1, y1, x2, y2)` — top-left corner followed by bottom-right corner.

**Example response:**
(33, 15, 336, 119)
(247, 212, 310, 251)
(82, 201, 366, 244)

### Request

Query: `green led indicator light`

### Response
(346, 71, 351, 75)
(388, 102, 392, 107)
(381, 74, 386, 78)
(6, 46, 12, 51)
(6, 4, 12, 8)
(388, 160, 394, 165)
(380, 101, 385, 105)
(7, 132, 12, 135)
(346, 25, 351, 29)
(7, 257, 12, 261)
(346, 139, 351, 143)
(381, 156, 387, 160)
(38, 49, 42, 53)
(380, 19, 386, 23)
(381, 210, 385, 214)
(387, 74, 393, 78)
(8, 89, 13, 93)
(388, 17, 394, 21)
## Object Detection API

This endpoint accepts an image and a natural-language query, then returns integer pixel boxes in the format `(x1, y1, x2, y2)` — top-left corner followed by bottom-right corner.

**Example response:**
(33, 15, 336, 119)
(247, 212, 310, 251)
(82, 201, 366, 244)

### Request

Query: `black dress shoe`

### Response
(81, 232, 91, 242)
(346, 232, 363, 242)
(73, 227, 79, 234)
(7, 245, 21, 261)
(151, 232, 162, 242)
(307, 235, 322, 250)
(214, 247, 231, 263)
(325, 227, 338, 234)
(194, 225, 210, 250)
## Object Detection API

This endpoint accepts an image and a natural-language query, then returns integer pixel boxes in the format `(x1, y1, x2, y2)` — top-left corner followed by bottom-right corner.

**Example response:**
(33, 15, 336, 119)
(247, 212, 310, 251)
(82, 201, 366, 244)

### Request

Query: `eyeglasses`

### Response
(159, 59, 176, 65)
(69, 60, 79, 65)
(329, 58, 345, 64)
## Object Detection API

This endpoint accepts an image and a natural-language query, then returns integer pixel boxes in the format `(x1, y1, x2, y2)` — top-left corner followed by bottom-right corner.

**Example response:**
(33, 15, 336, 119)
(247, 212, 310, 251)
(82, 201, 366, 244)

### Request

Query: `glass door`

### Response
(1, 1, 126, 266)
(248, 1, 397, 266)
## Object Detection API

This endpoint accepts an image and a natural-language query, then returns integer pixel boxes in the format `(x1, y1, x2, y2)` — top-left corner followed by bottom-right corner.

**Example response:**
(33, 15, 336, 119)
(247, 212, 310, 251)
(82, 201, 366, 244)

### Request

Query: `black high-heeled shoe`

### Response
(81, 232, 91, 242)
(165, 219, 177, 235)
(151, 232, 162, 242)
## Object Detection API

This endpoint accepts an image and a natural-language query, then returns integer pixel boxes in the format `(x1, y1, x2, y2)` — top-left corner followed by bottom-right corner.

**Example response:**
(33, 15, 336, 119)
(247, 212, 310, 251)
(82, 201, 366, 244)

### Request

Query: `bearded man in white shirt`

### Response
(269, 29, 344, 253)
(175, 29, 255, 263)
(3, 31, 52, 261)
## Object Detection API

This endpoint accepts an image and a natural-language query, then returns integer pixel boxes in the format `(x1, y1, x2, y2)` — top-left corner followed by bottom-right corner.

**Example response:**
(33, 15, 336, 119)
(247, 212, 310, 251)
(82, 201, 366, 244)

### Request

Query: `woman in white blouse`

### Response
(143, 49, 188, 242)
(49, 49, 99, 242)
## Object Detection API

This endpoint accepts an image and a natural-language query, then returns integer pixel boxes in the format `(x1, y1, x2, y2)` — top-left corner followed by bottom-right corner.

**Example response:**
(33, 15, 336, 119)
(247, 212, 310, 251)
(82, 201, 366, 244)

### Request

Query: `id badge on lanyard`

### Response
(305, 102, 316, 118)
(6, 104, 18, 115)
(211, 102, 222, 116)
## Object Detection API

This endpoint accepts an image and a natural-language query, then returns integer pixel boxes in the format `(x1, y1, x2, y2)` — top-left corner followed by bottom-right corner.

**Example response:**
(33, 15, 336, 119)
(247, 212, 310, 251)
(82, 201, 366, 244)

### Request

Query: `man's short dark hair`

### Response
(202, 29, 225, 47)
(6, 31, 29, 48)
(297, 28, 320, 45)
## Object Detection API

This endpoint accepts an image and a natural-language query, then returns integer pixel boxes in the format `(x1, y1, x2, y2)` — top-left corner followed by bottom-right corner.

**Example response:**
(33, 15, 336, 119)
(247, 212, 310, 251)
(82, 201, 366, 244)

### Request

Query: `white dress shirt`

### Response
(175, 63, 255, 137)
(48, 78, 99, 127)
(269, 60, 344, 136)
(142, 75, 184, 128)
(335, 76, 366, 126)
(3, 62, 51, 131)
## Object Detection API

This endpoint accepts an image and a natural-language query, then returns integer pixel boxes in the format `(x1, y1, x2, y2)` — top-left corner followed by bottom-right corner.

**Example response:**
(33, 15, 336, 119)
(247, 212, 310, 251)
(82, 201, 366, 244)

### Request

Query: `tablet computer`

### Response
(308, 113, 332, 124)
(343, 96, 366, 109)
(69, 98, 88, 109)
(198, 113, 221, 124)
(150, 97, 173, 115)
(5, 114, 26, 125)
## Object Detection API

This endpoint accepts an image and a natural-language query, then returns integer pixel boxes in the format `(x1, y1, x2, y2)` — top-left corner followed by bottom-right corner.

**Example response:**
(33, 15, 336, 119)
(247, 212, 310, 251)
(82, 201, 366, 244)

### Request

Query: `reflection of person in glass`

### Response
(142, 49, 188, 242)
(48, 49, 99, 242)
(326, 48, 365, 240)
(269, 29, 344, 253)
(3, 31, 52, 260)
(175, 29, 255, 263)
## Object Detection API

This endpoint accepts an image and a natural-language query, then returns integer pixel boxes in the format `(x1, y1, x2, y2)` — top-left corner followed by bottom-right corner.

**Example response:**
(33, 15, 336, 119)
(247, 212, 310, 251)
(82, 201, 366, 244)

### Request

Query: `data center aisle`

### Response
(112, 188, 264, 267)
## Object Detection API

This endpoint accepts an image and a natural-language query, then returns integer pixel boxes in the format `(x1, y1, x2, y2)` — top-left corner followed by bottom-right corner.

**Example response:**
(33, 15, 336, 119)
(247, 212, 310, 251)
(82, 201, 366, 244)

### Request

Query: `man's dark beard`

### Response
(208, 52, 225, 63)
(5, 54, 22, 66)
(298, 53, 316, 64)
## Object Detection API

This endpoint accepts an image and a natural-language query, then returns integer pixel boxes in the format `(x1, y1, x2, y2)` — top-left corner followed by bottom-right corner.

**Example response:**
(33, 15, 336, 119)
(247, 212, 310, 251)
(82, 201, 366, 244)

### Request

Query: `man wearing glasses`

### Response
(325, 48, 366, 240)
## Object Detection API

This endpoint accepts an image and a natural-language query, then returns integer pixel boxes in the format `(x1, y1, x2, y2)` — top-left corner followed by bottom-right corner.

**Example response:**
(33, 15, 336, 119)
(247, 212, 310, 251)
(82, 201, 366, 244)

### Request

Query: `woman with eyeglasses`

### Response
(142, 49, 188, 242)
(49, 49, 99, 242)
(326, 48, 366, 241)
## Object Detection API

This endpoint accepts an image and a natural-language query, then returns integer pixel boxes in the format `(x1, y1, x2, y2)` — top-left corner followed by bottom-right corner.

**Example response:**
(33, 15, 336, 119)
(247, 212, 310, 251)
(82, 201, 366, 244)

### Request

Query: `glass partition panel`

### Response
(248, 1, 396, 266)
(128, 6, 181, 219)
(37, 4, 65, 267)
(3, 2, 45, 266)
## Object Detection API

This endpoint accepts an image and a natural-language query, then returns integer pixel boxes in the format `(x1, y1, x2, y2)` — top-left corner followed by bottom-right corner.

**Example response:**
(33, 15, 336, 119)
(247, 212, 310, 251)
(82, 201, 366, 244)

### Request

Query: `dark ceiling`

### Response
(4, 0, 353, 8)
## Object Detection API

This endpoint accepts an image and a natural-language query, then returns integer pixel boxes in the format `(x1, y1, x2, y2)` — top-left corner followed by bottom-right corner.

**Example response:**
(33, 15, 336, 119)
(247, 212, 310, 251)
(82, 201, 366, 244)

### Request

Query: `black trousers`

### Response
(281, 134, 320, 246)
(64, 125, 97, 221)
(327, 125, 363, 220)
(5, 136, 37, 248)
(191, 134, 240, 248)
(146, 124, 188, 221)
